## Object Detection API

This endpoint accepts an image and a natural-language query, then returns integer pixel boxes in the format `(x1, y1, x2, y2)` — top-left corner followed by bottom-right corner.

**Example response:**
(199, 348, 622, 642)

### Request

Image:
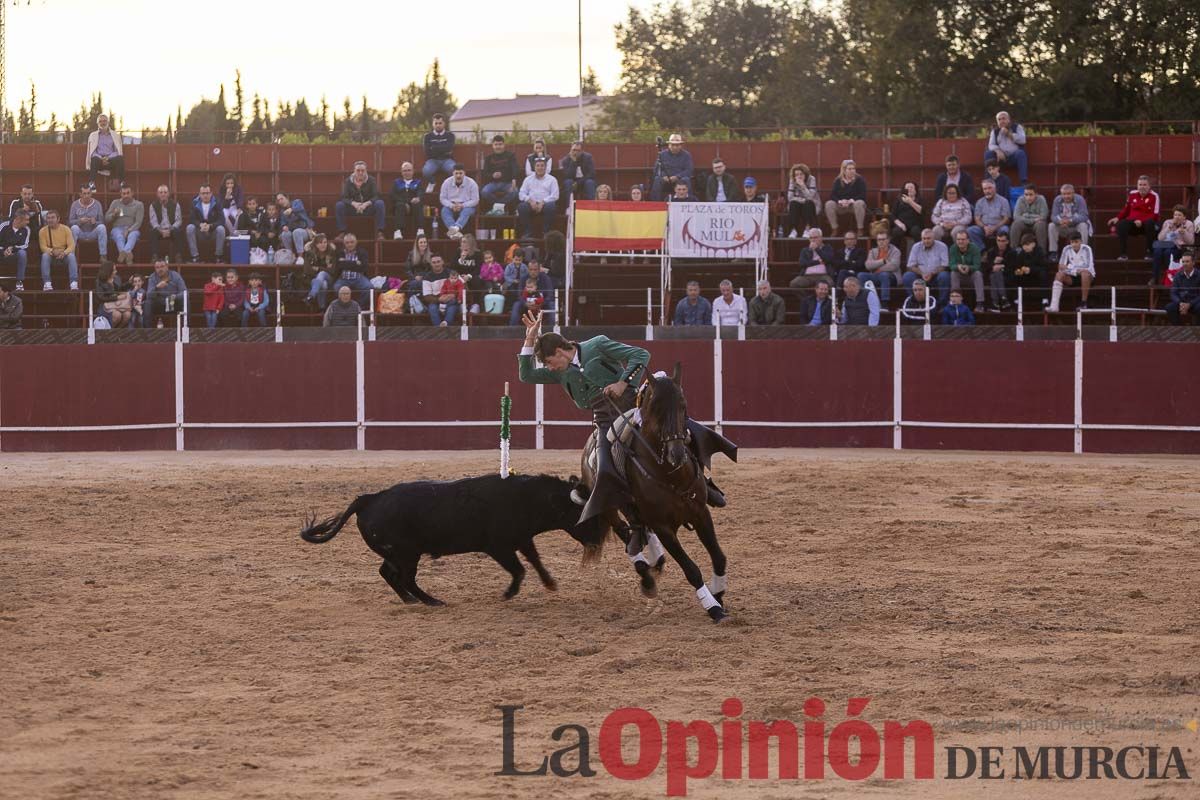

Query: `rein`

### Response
(601, 388, 700, 501)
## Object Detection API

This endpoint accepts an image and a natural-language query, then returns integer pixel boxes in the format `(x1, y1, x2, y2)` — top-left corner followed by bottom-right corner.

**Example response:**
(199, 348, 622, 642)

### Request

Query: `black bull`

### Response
(300, 474, 603, 606)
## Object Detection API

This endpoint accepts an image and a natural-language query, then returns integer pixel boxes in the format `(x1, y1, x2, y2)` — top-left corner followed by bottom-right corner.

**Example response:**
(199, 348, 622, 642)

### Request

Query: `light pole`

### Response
(577, 0, 583, 140)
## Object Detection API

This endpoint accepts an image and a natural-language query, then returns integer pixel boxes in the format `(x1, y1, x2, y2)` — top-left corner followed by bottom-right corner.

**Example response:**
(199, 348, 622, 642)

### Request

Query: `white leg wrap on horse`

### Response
(696, 586, 721, 610)
(630, 553, 648, 566)
(707, 573, 727, 595)
(645, 534, 665, 563)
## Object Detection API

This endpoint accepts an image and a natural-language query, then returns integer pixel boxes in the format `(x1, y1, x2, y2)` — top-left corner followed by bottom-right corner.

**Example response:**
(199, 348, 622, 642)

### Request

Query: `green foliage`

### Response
(392, 59, 458, 131)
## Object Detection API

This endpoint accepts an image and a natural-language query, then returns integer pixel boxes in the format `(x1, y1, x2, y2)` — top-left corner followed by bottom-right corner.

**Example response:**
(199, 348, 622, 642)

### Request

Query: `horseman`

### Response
(516, 310, 733, 526)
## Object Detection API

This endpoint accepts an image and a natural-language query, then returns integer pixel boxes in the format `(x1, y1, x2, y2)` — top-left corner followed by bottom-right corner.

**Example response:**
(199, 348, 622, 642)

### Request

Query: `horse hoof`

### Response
(713, 591, 725, 606)
(639, 575, 658, 598)
(503, 591, 518, 601)
(653, 556, 666, 574)
(425, 599, 446, 608)
(544, 580, 558, 592)
(707, 606, 730, 623)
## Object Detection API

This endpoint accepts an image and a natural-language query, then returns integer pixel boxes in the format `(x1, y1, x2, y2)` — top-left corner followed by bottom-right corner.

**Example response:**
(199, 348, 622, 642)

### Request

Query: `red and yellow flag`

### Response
(573, 201, 667, 250)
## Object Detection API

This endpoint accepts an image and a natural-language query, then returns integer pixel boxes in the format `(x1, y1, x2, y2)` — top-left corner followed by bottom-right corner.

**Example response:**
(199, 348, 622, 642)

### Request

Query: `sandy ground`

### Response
(1, 448, 1197, 800)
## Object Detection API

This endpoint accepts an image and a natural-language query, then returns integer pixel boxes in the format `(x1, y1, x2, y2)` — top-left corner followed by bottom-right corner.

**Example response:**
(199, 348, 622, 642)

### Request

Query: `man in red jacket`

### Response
(1107, 175, 1160, 261)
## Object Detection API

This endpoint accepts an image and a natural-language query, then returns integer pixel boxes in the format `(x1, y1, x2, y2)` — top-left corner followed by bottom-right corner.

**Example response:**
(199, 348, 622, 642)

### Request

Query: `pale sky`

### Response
(4, 0, 658, 130)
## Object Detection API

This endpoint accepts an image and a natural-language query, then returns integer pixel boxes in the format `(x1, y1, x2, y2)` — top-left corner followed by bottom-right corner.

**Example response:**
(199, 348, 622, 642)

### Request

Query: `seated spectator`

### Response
(595, 184, 613, 201)
(105, 184, 144, 266)
(948, 229, 985, 313)
(275, 192, 312, 256)
(507, 258, 554, 326)
(789, 228, 835, 289)
(786, 163, 819, 237)
(890, 181, 923, 250)
(983, 159, 1013, 204)
(95, 260, 132, 328)
(900, 279, 936, 324)
(517, 158, 559, 239)
(148, 185, 185, 264)
(711, 279, 747, 326)
(524, 138, 553, 177)
(934, 154, 976, 204)
(421, 113, 456, 185)
(838, 275, 879, 326)
(332, 233, 372, 305)
(651, 134, 693, 201)
(670, 183, 695, 202)
(219, 268, 245, 327)
(824, 159, 867, 235)
(860, 230, 901, 303)
(69, 184, 108, 261)
(420, 255, 459, 326)
(748, 280, 786, 325)
(706, 158, 737, 203)
(1106, 175, 1160, 261)
(982, 231, 1018, 310)
(203, 270, 224, 328)
(1150, 206, 1195, 285)
(967, 179, 1011, 251)
(37, 211, 79, 291)
(1165, 253, 1199, 325)
(217, 173, 244, 233)
(480, 136, 518, 212)
(931, 184, 972, 243)
(439, 165, 479, 240)
(1010, 183, 1049, 253)
(242, 272, 271, 327)
(984, 111, 1028, 183)
(479, 249, 505, 311)
(238, 197, 265, 243)
(904, 228, 951, 306)
(404, 234, 434, 297)
(1048, 231, 1095, 312)
(257, 202, 285, 253)
(741, 177, 766, 203)
(86, 114, 125, 186)
(1009, 233, 1048, 299)
(303, 233, 339, 309)
(1048, 183, 1090, 256)
(832, 230, 866, 289)
(673, 280, 712, 325)
(455, 233, 482, 277)
(187, 184, 226, 263)
(323, 285, 362, 327)
(391, 162, 424, 236)
(0, 211, 32, 291)
(0, 281, 21, 329)
(336, 161, 386, 235)
(628, 184, 644, 202)
(940, 289, 976, 326)
(520, 276, 544, 316)
(144, 258, 187, 328)
(127, 274, 145, 328)
(800, 280, 833, 326)
(9, 184, 45, 242)
(560, 142, 597, 201)
(503, 247, 528, 296)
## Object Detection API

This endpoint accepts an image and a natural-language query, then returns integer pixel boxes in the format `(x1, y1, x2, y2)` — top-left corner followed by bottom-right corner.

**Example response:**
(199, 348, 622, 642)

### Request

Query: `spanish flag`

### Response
(573, 201, 668, 251)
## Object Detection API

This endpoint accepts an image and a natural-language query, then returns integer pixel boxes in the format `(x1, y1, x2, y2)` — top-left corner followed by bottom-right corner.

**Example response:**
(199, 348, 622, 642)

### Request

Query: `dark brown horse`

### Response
(582, 364, 731, 623)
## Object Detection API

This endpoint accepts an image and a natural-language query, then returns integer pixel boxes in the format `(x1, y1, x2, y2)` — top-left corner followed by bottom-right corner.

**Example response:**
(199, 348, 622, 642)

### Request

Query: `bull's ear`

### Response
(672, 361, 682, 386)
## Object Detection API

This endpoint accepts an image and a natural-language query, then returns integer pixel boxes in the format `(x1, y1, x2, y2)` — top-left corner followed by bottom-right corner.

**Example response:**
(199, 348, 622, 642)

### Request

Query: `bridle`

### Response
(602, 379, 699, 500)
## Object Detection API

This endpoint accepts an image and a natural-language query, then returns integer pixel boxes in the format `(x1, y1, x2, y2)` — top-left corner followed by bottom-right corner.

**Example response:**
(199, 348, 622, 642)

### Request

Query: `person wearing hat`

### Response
(741, 177, 767, 203)
(651, 134, 693, 201)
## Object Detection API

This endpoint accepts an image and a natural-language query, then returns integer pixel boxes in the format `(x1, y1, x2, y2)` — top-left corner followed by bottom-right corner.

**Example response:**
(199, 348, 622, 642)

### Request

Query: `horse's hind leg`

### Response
(656, 527, 728, 624)
(615, 512, 657, 598)
(692, 508, 729, 606)
(487, 548, 526, 600)
(379, 561, 419, 604)
(396, 551, 445, 607)
(517, 540, 557, 592)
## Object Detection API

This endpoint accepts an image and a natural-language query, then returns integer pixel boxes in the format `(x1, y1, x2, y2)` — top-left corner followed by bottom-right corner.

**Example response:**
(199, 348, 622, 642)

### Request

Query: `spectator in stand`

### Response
(670, 182, 695, 202)
(905, 228, 951, 305)
(673, 280, 712, 326)
(323, 285, 362, 327)
(901, 279, 936, 324)
(1048, 183, 1090, 256)
(86, 114, 125, 186)
(507, 258, 555, 327)
(456, 233, 482, 277)
(741, 177, 766, 203)
(932, 185, 973, 244)
(890, 181, 923, 250)
(711, 279, 747, 326)
(968, 179, 1011, 251)
(800, 280, 833, 326)
(148, 185, 184, 264)
(242, 272, 270, 327)
(303, 233, 339, 308)
(258, 202, 285, 254)
(95, 260, 131, 328)
(275, 192, 312, 256)
(9, 185, 45, 242)
(982, 231, 1017, 310)
(1010, 183, 1049, 253)
(651, 134, 693, 201)
(203, 270, 224, 328)
(521, 276, 544, 314)
(824, 159, 867, 235)
(860, 230, 900, 302)
(144, 258, 186, 327)
(37, 210, 79, 291)
(789, 228, 835, 289)
(480, 135, 519, 212)
(127, 275, 146, 328)
(419, 255, 455, 326)
(421, 113, 456, 185)
(390, 162, 423, 238)
(0, 281, 21, 329)
(1048, 231, 1095, 312)
(560, 142, 597, 201)
(439, 164, 479, 240)
(69, 184, 107, 261)
(1165, 253, 1199, 324)
(517, 158, 559, 239)
(706, 158, 738, 203)
(336, 161, 386, 235)
(332, 232, 372, 305)
(1107, 175, 1160, 261)
(786, 163, 819, 237)
(629, 184, 644, 202)
(984, 111, 1028, 183)
(1009, 233, 1048, 298)
(479, 249, 505, 310)
(1150, 206, 1195, 285)
(105, 184, 144, 266)
(948, 229, 985, 313)
(941, 289, 976, 326)
(503, 248, 528, 302)
(0, 211, 31, 291)
(187, 184, 226, 263)
(934, 154, 975, 204)
(217, 173, 244, 233)
(404, 233, 434, 296)
(238, 197, 265, 245)
(983, 159, 1013, 204)
(595, 184, 613, 201)
(832, 230, 866, 289)
(749, 279, 786, 325)
(524, 138, 553, 177)
(838, 275, 879, 326)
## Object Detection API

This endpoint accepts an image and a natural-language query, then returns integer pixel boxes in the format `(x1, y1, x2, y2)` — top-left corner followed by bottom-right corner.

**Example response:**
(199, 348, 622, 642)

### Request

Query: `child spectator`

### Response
(220, 268, 245, 327)
(522, 277, 545, 314)
(941, 289, 976, 325)
(203, 270, 224, 329)
(128, 274, 146, 328)
(504, 248, 528, 306)
(479, 249, 504, 290)
(441, 269, 467, 307)
(258, 202, 284, 254)
(243, 272, 270, 327)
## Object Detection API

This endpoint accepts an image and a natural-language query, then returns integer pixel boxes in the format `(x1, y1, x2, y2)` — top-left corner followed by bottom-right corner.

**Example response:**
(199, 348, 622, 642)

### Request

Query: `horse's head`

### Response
(640, 362, 690, 470)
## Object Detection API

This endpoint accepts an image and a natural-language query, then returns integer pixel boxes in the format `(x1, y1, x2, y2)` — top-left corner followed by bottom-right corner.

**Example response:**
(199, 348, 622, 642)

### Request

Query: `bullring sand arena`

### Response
(1, 447, 1196, 799)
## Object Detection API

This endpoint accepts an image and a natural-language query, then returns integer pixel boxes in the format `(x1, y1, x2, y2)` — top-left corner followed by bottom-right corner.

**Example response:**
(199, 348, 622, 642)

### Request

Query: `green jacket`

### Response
(949, 242, 982, 272)
(518, 335, 650, 410)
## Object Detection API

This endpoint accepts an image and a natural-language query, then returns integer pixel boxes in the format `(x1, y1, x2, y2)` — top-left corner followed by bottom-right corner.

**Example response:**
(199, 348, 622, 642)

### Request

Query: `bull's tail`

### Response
(300, 495, 371, 544)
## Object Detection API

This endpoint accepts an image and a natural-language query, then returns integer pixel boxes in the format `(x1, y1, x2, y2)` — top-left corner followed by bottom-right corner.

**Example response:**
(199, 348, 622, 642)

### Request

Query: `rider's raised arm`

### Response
(593, 336, 650, 384)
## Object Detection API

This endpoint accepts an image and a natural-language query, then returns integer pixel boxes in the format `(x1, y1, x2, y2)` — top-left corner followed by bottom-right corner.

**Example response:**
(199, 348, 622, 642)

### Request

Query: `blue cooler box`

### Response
(229, 235, 250, 265)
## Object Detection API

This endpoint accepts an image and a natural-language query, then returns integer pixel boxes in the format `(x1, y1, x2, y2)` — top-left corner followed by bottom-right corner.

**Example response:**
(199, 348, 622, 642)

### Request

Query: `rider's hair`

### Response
(534, 332, 573, 362)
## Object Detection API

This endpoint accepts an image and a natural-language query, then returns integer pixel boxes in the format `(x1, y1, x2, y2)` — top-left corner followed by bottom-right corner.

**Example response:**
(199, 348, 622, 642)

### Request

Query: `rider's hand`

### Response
(522, 310, 542, 345)
(603, 380, 628, 399)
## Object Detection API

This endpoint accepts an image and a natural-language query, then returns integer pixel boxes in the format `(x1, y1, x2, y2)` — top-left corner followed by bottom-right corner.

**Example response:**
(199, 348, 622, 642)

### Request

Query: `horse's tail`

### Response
(299, 495, 370, 544)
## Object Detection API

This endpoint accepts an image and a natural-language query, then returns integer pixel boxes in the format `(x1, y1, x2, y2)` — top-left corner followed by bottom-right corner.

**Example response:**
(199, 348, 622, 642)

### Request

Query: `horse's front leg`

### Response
(655, 526, 729, 624)
(692, 507, 728, 606)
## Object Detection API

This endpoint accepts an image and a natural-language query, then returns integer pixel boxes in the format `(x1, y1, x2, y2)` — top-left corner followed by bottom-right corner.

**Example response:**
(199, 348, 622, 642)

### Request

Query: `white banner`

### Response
(667, 202, 770, 259)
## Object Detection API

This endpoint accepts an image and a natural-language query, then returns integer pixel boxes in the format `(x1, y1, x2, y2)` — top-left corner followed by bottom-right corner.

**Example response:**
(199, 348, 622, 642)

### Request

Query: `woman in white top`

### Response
(1048, 230, 1094, 311)
(524, 139, 552, 177)
(931, 184, 973, 243)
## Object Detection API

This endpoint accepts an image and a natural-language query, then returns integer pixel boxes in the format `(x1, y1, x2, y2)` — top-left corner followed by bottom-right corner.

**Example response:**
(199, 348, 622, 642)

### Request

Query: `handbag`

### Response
(274, 248, 296, 266)
(377, 291, 407, 315)
(104, 292, 132, 313)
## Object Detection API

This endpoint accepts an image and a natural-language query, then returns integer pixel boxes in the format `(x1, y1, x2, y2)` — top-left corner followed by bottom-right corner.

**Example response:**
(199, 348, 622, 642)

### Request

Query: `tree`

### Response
(392, 59, 459, 130)
(581, 67, 602, 96)
(177, 87, 232, 144)
(232, 70, 246, 141)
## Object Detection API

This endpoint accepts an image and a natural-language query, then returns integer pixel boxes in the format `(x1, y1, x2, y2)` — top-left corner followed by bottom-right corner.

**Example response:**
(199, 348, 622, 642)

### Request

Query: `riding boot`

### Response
(579, 428, 633, 524)
(685, 418, 735, 507)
